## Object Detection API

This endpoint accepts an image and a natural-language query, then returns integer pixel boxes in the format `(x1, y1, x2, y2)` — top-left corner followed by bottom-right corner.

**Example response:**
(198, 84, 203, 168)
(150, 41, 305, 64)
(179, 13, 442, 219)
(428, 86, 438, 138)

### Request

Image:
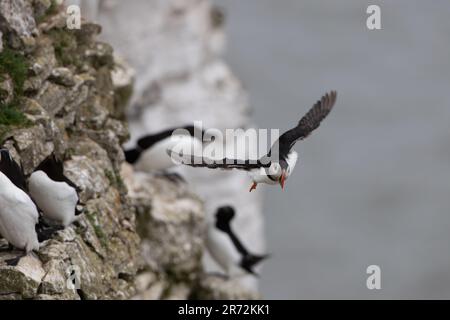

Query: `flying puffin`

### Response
(0, 149, 44, 266)
(124, 125, 205, 181)
(28, 153, 83, 227)
(206, 206, 269, 277)
(167, 91, 337, 191)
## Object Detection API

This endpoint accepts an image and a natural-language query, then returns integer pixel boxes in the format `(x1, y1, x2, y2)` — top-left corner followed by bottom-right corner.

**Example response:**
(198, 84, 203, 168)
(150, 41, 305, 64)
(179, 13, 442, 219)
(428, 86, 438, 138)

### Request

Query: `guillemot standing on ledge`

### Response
(28, 153, 83, 227)
(168, 91, 337, 191)
(0, 149, 41, 266)
(206, 206, 269, 277)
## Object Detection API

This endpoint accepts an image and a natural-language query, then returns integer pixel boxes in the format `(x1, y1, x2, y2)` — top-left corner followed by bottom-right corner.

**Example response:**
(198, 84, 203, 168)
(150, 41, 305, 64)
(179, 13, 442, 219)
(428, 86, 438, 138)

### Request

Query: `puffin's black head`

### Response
(215, 206, 235, 232)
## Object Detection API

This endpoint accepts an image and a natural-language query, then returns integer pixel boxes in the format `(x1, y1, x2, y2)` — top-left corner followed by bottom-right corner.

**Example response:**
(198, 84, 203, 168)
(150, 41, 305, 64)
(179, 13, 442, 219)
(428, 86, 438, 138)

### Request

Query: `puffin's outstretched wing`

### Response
(0, 149, 27, 191)
(166, 149, 271, 170)
(276, 91, 337, 157)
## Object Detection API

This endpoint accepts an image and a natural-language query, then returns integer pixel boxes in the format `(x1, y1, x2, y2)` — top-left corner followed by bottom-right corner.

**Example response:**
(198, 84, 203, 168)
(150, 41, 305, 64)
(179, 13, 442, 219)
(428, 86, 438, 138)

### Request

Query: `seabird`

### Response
(0, 149, 41, 265)
(28, 153, 83, 227)
(124, 125, 205, 181)
(206, 206, 269, 277)
(168, 91, 337, 191)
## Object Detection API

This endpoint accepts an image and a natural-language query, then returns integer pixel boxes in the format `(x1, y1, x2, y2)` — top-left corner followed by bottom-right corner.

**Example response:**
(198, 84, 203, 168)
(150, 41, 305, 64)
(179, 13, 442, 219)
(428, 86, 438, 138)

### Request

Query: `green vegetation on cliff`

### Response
(0, 48, 28, 96)
(0, 48, 30, 141)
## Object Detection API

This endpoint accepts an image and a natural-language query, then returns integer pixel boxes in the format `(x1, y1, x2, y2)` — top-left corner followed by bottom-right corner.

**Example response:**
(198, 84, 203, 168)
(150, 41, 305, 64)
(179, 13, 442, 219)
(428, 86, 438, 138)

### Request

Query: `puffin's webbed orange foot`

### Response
(249, 182, 257, 192)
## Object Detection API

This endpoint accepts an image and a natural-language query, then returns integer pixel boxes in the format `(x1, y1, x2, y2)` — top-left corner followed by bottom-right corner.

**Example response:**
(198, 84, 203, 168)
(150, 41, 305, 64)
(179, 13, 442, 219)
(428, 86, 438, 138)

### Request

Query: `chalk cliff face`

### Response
(0, 0, 261, 299)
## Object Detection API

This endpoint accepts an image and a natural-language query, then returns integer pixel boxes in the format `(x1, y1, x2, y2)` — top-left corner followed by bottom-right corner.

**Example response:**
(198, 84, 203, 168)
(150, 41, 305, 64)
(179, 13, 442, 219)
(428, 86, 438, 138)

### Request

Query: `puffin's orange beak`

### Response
(279, 170, 286, 190)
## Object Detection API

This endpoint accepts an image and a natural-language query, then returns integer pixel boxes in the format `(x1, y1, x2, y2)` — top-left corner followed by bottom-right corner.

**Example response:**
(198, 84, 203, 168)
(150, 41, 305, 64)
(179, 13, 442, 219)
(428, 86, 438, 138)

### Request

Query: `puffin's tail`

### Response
(241, 253, 270, 277)
(124, 148, 141, 164)
(35, 216, 64, 242)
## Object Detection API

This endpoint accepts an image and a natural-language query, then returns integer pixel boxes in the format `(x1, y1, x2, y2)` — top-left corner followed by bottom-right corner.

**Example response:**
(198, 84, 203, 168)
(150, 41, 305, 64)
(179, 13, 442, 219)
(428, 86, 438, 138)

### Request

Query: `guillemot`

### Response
(206, 206, 269, 277)
(28, 153, 83, 227)
(0, 149, 40, 265)
(124, 125, 205, 182)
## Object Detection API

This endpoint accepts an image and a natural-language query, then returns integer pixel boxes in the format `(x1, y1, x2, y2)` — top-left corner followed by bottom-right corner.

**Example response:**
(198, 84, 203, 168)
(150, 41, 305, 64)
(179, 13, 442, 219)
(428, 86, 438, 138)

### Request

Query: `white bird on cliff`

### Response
(0, 149, 41, 266)
(124, 125, 205, 182)
(206, 206, 269, 277)
(167, 91, 337, 191)
(28, 153, 83, 227)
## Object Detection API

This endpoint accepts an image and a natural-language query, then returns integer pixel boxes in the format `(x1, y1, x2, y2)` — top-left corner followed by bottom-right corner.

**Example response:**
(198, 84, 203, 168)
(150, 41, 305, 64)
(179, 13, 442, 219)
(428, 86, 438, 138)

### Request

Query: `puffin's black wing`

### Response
(276, 91, 337, 157)
(166, 149, 271, 170)
(35, 154, 81, 192)
(0, 149, 27, 191)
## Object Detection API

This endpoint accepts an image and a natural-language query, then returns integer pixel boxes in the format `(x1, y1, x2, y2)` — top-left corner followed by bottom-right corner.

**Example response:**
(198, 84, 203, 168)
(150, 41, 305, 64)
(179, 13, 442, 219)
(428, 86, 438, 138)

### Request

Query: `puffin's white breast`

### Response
(248, 168, 278, 185)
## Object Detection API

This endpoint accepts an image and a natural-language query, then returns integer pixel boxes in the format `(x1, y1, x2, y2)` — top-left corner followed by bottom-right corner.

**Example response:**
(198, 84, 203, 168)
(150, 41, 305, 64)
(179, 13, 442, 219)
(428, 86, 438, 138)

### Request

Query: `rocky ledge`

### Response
(0, 0, 139, 299)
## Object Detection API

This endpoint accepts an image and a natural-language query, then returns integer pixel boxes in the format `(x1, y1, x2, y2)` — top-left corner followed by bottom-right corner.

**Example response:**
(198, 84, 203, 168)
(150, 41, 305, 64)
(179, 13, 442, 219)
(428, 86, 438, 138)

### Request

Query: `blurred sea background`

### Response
(212, 0, 450, 298)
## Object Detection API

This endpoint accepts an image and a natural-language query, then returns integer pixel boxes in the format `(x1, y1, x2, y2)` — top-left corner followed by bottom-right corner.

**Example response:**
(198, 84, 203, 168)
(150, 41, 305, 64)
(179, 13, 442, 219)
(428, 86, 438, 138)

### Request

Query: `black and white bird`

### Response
(28, 154, 83, 227)
(0, 149, 41, 265)
(124, 125, 205, 180)
(168, 91, 337, 191)
(206, 206, 269, 277)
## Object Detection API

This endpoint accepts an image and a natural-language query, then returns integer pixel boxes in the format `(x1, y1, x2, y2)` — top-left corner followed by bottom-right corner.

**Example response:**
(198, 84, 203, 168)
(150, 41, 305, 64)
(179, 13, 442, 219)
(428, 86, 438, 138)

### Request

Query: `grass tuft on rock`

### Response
(0, 101, 29, 125)
(0, 48, 28, 96)
(0, 48, 31, 143)
(36, 0, 60, 24)
(0, 102, 31, 143)
(45, 0, 60, 17)
(48, 28, 80, 68)
(85, 211, 108, 248)
(104, 169, 126, 190)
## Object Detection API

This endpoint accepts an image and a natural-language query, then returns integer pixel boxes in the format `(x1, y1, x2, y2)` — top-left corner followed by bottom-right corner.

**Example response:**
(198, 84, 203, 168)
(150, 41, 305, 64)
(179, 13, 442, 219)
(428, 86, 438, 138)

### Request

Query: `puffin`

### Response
(124, 125, 205, 181)
(167, 91, 337, 191)
(0, 149, 44, 266)
(206, 206, 269, 277)
(28, 153, 83, 227)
